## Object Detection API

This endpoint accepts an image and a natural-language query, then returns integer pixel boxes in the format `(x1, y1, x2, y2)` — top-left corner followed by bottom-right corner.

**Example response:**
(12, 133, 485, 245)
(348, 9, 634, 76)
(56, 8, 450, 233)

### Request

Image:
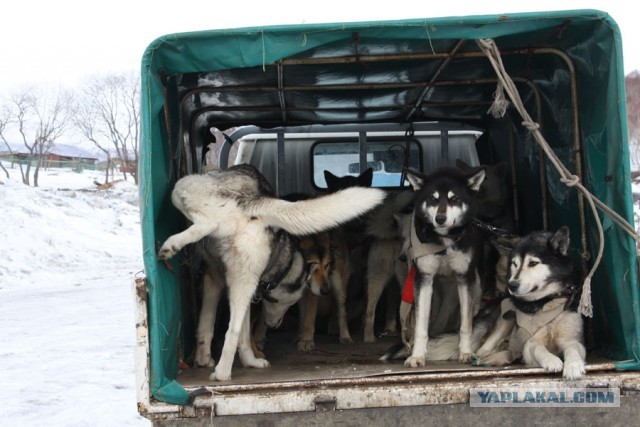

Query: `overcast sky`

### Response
(1, 1, 636, 93)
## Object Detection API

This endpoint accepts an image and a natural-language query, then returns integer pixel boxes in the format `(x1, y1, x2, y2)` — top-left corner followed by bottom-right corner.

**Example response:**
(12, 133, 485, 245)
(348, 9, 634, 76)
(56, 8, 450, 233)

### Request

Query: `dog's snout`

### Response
(320, 286, 331, 296)
(435, 214, 447, 225)
(507, 281, 519, 293)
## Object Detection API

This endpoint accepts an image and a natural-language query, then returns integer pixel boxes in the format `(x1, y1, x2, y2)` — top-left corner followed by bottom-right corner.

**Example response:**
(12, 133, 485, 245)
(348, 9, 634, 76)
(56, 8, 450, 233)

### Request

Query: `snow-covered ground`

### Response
(0, 163, 149, 426)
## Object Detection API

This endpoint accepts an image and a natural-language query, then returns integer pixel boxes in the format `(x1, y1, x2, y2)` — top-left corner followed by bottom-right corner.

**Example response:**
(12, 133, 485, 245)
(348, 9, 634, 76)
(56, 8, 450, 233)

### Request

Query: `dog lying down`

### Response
(158, 164, 385, 381)
(475, 226, 586, 380)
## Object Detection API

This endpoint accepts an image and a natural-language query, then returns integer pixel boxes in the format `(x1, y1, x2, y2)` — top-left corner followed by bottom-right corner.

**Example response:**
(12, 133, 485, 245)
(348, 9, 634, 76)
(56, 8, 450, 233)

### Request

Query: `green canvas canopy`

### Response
(139, 9, 639, 405)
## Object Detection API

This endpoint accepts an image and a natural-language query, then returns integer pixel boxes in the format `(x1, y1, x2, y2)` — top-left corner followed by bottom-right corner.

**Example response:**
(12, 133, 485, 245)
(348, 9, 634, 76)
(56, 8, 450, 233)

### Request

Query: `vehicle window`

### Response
(313, 139, 421, 188)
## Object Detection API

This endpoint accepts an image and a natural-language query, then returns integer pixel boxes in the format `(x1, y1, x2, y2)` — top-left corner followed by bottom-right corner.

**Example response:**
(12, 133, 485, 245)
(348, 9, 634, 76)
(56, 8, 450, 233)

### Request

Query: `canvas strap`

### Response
(408, 215, 446, 261)
(502, 297, 568, 356)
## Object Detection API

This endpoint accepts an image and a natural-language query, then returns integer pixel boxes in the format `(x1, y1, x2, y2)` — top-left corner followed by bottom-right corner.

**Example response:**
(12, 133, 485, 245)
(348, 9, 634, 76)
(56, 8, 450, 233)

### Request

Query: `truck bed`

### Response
(177, 331, 615, 389)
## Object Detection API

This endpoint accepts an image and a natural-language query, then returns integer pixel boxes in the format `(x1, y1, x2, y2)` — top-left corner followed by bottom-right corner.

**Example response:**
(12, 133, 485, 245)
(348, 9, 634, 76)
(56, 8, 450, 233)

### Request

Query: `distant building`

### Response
(0, 143, 100, 170)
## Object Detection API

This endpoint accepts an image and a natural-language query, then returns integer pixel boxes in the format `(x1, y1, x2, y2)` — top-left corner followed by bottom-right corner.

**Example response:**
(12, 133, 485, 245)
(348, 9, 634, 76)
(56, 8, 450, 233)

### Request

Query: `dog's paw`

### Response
(563, 359, 586, 380)
(209, 368, 231, 382)
(404, 355, 426, 367)
(297, 339, 315, 352)
(479, 350, 512, 366)
(475, 345, 492, 358)
(340, 335, 353, 344)
(380, 328, 398, 338)
(539, 354, 564, 373)
(458, 352, 473, 364)
(194, 353, 215, 368)
(246, 357, 270, 369)
(157, 243, 177, 260)
(363, 333, 377, 343)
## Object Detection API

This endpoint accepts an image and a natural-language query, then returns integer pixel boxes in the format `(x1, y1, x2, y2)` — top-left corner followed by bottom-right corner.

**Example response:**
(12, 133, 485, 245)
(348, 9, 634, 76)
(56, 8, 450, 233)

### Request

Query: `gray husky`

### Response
(158, 164, 385, 381)
(475, 226, 586, 380)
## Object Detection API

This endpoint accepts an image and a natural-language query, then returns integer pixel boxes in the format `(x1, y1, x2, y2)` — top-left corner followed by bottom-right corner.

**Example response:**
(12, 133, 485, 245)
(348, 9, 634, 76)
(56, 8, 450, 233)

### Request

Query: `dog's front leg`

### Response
(364, 244, 394, 343)
(456, 275, 476, 363)
(210, 273, 263, 381)
(298, 291, 319, 351)
(556, 312, 586, 380)
(331, 269, 353, 344)
(237, 308, 271, 369)
(404, 258, 436, 367)
(522, 339, 563, 374)
(252, 308, 268, 352)
(158, 220, 218, 260)
(560, 340, 586, 380)
(195, 271, 224, 367)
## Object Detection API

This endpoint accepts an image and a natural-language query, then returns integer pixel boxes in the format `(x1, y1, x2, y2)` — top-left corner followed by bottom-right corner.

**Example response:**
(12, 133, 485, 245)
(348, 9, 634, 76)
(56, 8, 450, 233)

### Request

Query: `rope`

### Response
(476, 38, 640, 317)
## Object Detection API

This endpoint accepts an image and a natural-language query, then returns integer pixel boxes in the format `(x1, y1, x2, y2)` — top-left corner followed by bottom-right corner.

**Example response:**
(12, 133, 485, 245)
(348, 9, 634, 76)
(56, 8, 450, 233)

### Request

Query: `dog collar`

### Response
(252, 280, 279, 303)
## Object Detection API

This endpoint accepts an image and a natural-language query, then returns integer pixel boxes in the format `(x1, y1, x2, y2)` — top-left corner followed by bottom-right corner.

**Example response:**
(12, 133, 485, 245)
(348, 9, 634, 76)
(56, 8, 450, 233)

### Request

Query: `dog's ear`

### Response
(549, 226, 570, 256)
(404, 168, 424, 191)
(466, 167, 486, 192)
(359, 167, 373, 187)
(491, 235, 520, 256)
(456, 159, 471, 171)
(324, 170, 339, 189)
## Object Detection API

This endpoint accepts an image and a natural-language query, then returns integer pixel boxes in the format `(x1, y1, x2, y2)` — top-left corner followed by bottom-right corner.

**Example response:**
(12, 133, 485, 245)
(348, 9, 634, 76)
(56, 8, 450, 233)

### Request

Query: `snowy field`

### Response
(0, 163, 149, 426)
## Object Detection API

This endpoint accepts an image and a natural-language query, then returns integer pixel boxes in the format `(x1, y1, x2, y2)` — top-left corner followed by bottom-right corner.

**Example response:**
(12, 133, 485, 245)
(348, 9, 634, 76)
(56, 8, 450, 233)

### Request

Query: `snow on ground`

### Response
(0, 163, 149, 426)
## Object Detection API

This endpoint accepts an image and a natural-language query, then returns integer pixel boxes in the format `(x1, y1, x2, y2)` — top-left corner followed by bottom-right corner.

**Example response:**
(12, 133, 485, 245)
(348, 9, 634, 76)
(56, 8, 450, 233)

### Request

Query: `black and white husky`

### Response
(475, 226, 586, 379)
(403, 166, 486, 366)
(158, 164, 385, 381)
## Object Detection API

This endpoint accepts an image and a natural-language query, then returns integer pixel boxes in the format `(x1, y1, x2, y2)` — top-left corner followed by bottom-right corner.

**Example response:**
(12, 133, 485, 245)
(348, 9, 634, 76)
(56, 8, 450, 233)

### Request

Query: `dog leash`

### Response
(472, 218, 518, 239)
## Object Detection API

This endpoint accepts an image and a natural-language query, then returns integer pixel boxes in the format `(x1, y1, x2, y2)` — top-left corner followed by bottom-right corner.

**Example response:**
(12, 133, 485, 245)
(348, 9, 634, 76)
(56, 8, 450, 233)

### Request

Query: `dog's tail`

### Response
(379, 336, 460, 361)
(380, 334, 460, 362)
(380, 300, 503, 362)
(248, 187, 386, 235)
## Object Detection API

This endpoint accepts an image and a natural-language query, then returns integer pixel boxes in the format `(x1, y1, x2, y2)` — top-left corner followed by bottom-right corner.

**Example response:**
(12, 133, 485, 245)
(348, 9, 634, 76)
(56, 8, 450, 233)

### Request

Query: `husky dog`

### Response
(362, 190, 414, 342)
(324, 168, 373, 191)
(297, 230, 352, 351)
(194, 230, 308, 367)
(323, 168, 376, 336)
(456, 159, 513, 231)
(158, 164, 385, 381)
(457, 159, 515, 298)
(403, 166, 486, 366)
(475, 227, 586, 380)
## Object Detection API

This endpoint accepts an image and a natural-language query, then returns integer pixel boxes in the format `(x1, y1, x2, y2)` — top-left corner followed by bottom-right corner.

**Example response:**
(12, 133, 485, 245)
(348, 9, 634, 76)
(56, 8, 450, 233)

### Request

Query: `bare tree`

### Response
(2, 86, 72, 186)
(0, 104, 13, 179)
(74, 72, 140, 184)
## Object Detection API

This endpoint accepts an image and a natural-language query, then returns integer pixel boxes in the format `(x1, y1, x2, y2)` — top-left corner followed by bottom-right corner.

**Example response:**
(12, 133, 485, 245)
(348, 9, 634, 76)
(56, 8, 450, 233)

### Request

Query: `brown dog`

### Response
(297, 230, 352, 351)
